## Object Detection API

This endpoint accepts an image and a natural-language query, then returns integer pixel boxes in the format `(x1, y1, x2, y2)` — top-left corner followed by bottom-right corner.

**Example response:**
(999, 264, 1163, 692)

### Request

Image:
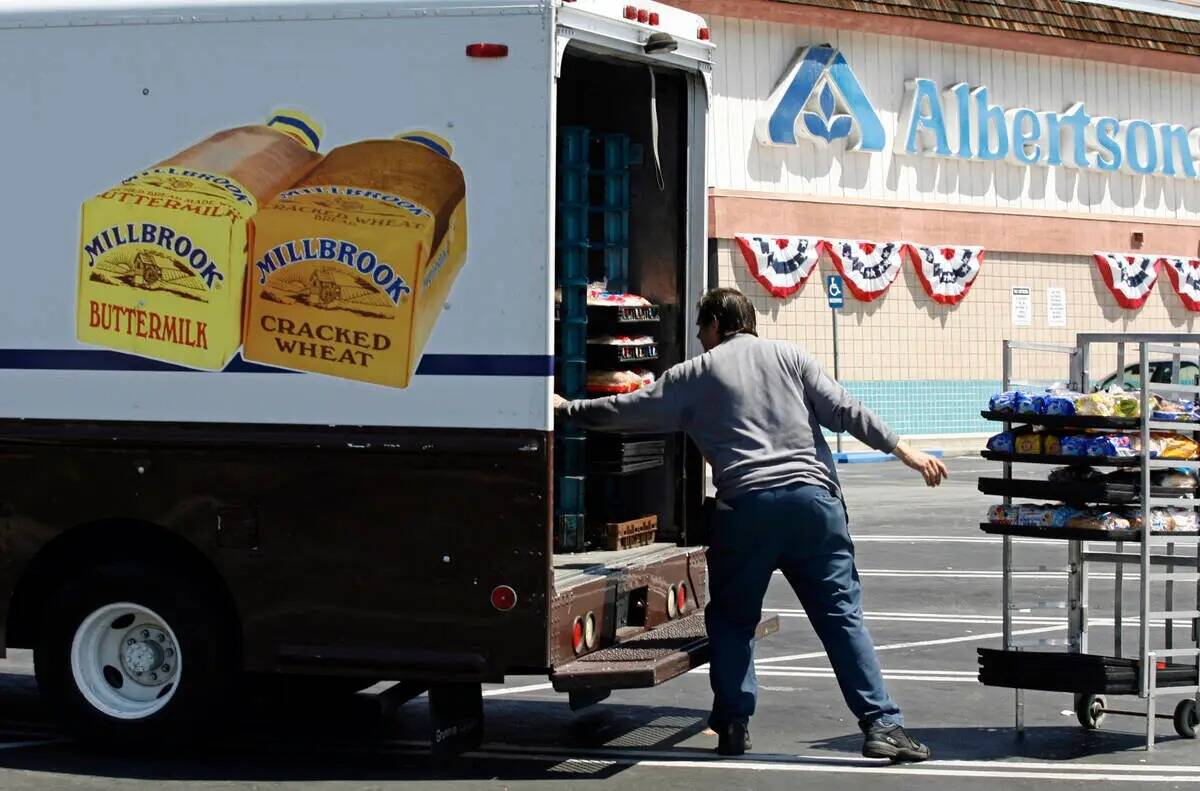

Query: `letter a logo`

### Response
(756, 44, 886, 153)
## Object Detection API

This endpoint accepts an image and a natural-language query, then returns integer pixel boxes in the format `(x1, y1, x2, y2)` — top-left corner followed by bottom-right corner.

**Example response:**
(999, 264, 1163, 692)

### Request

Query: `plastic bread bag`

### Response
(987, 432, 1016, 454)
(1088, 434, 1135, 457)
(1043, 434, 1062, 456)
(1039, 506, 1081, 528)
(1148, 508, 1199, 533)
(987, 504, 1017, 525)
(1015, 392, 1043, 415)
(1060, 435, 1091, 456)
(1044, 393, 1082, 416)
(1152, 469, 1199, 489)
(1068, 510, 1132, 531)
(1155, 433, 1200, 460)
(989, 391, 1020, 413)
(1075, 392, 1115, 417)
(1015, 434, 1043, 455)
(1016, 505, 1049, 527)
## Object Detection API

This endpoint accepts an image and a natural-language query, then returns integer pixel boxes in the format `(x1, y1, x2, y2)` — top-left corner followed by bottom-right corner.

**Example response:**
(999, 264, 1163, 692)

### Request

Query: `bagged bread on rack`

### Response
(987, 432, 1016, 454)
(1060, 435, 1091, 456)
(243, 130, 468, 389)
(1044, 392, 1083, 416)
(1015, 434, 1044, 455)
(1088, 434, 1135, 457)
(988, 391, 1020, 413)
(78, 110, 325, 370)
(1067, 510, 1132, 531)
(1076, 391, 1140, 418)
(1153, 469, 1200, 489)
(1016, 393, 1044, 415)
(1151, 396, 1200, 422)
(1145, 433, 1200, 460)
(987, 504, 1017, 525)
(1147, 507, 1199, 533)
(586, 369, 655, 395)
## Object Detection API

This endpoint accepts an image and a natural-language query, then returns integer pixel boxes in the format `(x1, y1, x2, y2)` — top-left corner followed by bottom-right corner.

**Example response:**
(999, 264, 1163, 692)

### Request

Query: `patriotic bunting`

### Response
(823, 240, 905, 302)
(1092, 253, 1161, 310)
(1161, 257, 1200, 312)
(904, 244, 984, 306)
(734, 234, 822, 298)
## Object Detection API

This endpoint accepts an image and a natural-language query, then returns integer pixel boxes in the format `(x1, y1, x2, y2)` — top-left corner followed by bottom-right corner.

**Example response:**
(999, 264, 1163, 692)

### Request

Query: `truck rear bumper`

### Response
(550, 612, 779, 691)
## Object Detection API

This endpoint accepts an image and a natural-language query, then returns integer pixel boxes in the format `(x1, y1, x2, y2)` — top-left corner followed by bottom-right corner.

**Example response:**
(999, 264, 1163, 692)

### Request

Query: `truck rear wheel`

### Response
(34, 564, 235, 743)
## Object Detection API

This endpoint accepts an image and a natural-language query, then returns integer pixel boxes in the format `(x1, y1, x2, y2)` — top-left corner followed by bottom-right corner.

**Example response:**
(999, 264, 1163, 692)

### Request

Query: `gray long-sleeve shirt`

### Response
(561, 333, 899, 502)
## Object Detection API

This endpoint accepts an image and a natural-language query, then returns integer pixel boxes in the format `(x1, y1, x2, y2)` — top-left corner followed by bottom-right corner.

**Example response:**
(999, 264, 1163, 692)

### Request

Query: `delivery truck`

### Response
(0, 0, 775, 753)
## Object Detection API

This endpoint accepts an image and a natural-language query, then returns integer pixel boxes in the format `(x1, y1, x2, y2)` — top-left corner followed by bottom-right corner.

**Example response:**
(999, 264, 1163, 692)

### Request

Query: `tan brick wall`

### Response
(716, 240, 1200, 387)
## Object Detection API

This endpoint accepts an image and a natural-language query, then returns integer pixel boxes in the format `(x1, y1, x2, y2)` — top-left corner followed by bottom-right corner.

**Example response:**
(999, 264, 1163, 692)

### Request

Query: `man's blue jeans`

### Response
(705, 482, 903, 733)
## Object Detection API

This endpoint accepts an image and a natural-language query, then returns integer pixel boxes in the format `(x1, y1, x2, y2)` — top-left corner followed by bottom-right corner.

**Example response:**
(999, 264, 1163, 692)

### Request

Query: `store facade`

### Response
(678, 0, 1200, 446)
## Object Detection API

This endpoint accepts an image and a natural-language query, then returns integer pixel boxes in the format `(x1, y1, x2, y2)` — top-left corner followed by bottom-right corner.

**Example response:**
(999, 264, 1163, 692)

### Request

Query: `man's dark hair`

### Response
(697, 287, 757, 338)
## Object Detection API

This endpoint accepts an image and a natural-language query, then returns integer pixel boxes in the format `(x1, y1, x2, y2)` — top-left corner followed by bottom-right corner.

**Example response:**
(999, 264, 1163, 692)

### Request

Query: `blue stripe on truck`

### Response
(0, 349, 553, 377)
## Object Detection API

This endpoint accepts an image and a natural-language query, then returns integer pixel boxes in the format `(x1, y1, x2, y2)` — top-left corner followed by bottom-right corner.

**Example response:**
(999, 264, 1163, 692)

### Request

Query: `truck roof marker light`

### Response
(649, 12, 660, 25)
(491, 585, 517, 611)
(698, 27, 711, 41)
(637, 8, 648, 22)
(572, 617, 585, 655)
(624, 5, 637, 20)
(466, 43, 509, 58)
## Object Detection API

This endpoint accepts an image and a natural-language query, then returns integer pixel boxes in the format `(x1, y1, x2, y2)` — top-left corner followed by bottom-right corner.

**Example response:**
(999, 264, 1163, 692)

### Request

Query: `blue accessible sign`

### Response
(826, 275, 845, 309)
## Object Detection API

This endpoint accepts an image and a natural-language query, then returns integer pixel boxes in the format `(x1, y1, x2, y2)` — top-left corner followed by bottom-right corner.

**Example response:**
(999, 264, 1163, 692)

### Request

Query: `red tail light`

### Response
(698, 27, 711, 40)
(637, 9, 648, 22)
(649, 12, 660, 25)
(624, 5, 637, 19)
(491, 585, 517, 611)
(572, 616, 585, 654)
(466, 43, 509, 58)
(676, 582, 688, 615)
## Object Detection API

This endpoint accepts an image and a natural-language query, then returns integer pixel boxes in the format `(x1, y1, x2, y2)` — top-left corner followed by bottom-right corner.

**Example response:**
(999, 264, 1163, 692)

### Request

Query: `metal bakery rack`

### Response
(978, 333, 1200, 750)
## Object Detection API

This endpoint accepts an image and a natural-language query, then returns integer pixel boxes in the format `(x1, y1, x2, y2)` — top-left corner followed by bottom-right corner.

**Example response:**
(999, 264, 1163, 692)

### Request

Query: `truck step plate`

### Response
(550, 612, 779, 691)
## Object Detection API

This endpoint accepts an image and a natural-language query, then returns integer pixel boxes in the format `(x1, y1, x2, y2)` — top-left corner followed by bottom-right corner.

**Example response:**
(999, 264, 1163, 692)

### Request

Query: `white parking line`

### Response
(754, 625, 1064, 666)
(767, 608, 1194, 629)
(461, 746, 1200, 783)
(776, 569, 1139, 580)
(852, 535, 1059, 545)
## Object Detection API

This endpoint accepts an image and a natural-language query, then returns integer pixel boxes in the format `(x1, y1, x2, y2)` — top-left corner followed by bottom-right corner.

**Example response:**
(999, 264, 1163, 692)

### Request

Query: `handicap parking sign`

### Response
(826, 275, 845, 309)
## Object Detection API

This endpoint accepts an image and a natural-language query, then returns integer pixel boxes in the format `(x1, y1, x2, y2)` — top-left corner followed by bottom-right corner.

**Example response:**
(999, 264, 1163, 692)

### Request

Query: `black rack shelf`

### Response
(981, 410, 1140, 430)
(587, 304, 661, 327)
(978, 477, 1198, 505)
(981, 451, 1141, 467)
(978, 648, 1198, 695)
(980, 521, 1143, 542)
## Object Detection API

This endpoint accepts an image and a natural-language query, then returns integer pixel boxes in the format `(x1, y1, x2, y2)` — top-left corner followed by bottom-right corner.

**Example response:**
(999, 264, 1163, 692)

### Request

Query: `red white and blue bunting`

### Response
(823, 240, 906, 302)
(904, 244, 985, 306)
(1161, 257, 1200, 312)
(1092, 253, 1161, 310)
(734, 234, 822, 298)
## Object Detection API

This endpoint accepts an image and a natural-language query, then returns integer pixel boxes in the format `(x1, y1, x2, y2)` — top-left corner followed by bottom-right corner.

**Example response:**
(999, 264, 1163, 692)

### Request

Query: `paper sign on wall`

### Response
(1046, 287, 1067, 327)
(1011, 287, 1031, 326)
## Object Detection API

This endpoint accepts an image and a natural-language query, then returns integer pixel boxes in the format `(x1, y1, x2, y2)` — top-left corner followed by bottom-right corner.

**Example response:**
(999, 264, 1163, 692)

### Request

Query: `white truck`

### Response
(0, 0, 773, 753)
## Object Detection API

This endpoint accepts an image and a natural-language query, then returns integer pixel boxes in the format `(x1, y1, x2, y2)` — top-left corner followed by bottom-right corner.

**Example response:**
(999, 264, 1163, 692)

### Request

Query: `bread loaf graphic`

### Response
(77, 111, 323, 370)
(243, 131, 469, 389)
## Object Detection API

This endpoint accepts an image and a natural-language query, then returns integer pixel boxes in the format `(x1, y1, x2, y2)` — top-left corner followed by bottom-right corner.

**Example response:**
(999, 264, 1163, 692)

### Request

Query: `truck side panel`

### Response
(0, 422, 552, 676)
(0, 8, 553, 430)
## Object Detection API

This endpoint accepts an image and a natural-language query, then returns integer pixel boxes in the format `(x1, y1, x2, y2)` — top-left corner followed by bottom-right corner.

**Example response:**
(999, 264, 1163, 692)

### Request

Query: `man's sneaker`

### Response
(862, 723, 931, 763)
(716, 722, 751, 756)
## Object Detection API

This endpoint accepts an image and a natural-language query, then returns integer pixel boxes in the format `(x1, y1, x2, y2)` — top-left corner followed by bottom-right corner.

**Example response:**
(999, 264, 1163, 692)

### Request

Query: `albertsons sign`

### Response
(758, 44, 1200, 180)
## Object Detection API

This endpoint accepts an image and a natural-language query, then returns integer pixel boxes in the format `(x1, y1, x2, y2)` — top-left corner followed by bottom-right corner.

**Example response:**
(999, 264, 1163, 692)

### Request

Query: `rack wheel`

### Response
(1174, 699, 1198, 739)
(1074, 693, 1107, 730)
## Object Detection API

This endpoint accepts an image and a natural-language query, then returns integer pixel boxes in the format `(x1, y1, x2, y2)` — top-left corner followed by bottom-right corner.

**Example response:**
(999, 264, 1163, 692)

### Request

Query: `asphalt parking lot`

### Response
(0, 455, 1196, 788)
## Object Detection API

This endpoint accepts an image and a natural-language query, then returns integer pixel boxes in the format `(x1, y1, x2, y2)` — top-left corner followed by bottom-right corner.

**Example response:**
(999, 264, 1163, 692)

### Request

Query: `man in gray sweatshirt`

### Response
(554, 288, 947, 762)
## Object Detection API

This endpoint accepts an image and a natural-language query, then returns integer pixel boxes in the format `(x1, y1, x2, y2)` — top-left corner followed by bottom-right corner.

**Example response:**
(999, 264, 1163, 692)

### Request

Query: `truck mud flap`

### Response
(549, 612, 779, 692)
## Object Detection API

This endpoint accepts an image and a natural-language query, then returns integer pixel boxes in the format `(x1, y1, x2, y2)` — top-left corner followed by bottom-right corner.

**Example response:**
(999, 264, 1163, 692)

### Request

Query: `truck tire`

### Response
(34, 563, 235, 744)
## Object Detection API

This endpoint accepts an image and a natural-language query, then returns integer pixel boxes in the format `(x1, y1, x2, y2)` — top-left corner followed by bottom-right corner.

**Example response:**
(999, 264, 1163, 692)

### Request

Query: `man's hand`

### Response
(893, 441, 949, 487)
(553, 394, 568, 413)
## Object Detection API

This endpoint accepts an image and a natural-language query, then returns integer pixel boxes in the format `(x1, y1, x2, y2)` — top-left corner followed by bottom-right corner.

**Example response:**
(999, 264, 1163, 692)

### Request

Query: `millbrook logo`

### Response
(756, 44, 886, 153)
